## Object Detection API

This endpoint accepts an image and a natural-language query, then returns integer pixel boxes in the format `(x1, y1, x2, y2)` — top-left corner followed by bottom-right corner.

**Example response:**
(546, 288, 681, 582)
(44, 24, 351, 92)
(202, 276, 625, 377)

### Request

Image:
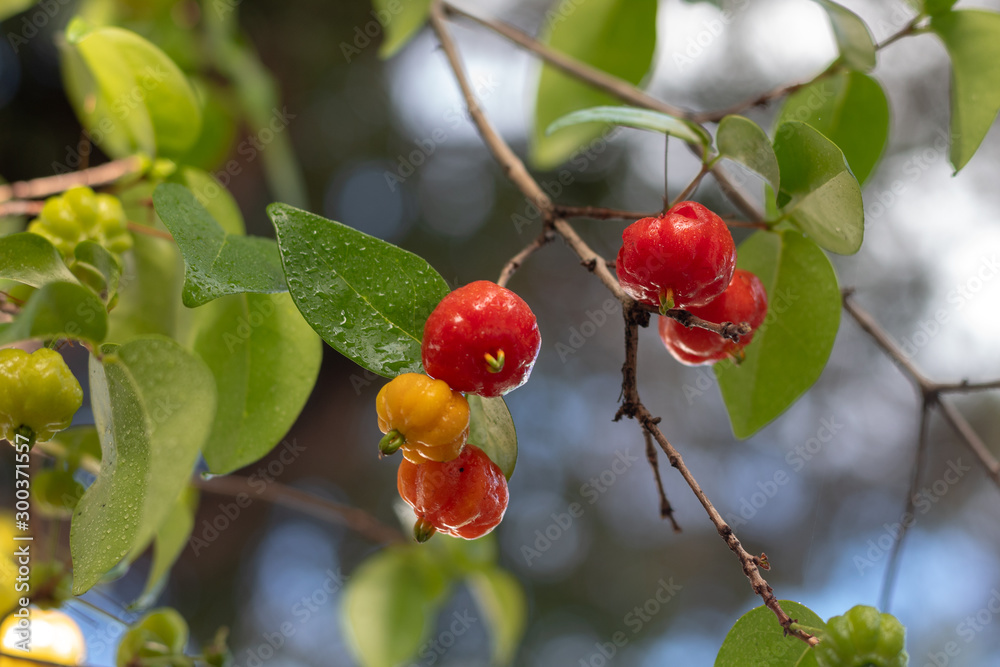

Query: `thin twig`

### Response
(935, 379, 1000, 394)
(668, 164, 711, 210)
(842, 290, 934, 394)
(879, 400, 934, 612)
(127, 221, 174, 241)
(842, 290, 1000, 489)
(644, 429, 681, 532)
(498, 230, 554, 287)
(32, 441, 407, 545)
(0, 156, 145, 203)
(658, 306, 751, 343)
(614, 307, 819, 646)
(441, 0, 766, 223)
(876, 17, 924, 51)
(722, 218, 770, 230)
(690, 62, 840, 124)
(0, 200, 44, 217)
(936, 398, 1000, 487)
(195, 475, 407, 545)
(441, 1, 693, 120)
(432, 4, 817, 644)
(553, 205, 658, 221)
(691, 18, 922, 125)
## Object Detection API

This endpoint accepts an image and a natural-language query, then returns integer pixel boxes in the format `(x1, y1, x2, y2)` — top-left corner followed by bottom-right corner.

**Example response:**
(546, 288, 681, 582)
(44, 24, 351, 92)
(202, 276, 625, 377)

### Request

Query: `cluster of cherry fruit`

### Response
(618, 201, 768, 364)
(376, 201, 766, 542)
(376, 281, 541, 542)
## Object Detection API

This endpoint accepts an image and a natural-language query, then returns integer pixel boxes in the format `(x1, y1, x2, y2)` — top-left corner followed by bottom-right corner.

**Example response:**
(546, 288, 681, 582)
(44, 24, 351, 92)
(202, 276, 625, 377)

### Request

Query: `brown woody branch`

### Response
(880, 401, 933, 612)
(497, 229, 555, 288)
(0, 156, 145, 203)
(0, 200, 45, 217)
(439, 0, 765, 222)
(431, 0, 813, 645)
(441, 2, 693, 120)
(195, 475, 407, 545)
(842, 290, 1000, 489)
(553, 205, 659, 221)
(614, 306, 819, 646)
(33, 441, 406, 545)
(644, 416, 681, 532)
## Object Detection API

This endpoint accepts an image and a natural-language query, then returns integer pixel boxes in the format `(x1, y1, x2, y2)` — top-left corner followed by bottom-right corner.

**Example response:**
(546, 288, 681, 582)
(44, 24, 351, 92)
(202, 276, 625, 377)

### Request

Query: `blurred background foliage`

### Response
(2, 0, 1000, 665)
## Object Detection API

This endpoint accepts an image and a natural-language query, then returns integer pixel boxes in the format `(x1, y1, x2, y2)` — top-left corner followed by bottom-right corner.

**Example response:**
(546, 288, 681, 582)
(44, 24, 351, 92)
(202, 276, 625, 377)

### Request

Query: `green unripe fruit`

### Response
(116, 608, 192, 667)
(27, 186, 132, 259)
(815, 605, 908, 667)
(0, 348, 83, 445)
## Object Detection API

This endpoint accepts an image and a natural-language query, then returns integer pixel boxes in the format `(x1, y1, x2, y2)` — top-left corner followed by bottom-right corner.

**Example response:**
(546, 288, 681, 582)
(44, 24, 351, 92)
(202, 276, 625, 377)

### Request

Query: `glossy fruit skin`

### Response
(658, 269, 768, 366)
(397, 444, 508, 541)
(27, 186, 131, 259)
(616, 201, 736, 310)
(0, 349, 83, 445)
(422, 281, 541, 397)
(376, 373, 469, 463)
(815, 605, 908, 667)
(115, 608, 190, 667)
(0, 608, 86, 666)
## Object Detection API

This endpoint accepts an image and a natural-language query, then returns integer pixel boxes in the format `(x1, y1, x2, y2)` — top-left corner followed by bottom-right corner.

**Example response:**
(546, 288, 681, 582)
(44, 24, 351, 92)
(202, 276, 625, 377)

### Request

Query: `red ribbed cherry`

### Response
(422, 281, 541, 397)
(616, 201, 736, 310)
(397, 444, 509, 541)
(658, 269, 768, 365)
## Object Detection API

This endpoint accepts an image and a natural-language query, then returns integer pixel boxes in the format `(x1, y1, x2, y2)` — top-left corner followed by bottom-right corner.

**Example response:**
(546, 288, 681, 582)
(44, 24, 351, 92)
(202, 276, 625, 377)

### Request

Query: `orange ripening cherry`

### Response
(658, 269, 768, 365)
(422, 281, 541, 397)
(397, 444, 508, 542)
(616, 201, 736, 310)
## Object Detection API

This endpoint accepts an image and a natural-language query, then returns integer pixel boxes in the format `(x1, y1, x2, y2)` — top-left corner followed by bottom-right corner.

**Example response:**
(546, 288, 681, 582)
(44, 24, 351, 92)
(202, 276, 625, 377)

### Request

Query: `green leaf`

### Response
(268, 203, 450, 378)
(106, 228, 184, 342)
(178, 79, 240, 173)
(169, 167, 245, 235)
(773, 121, 864, 254)
(814, 0, 876, 71)
(546, 106, 710, 147)
(189, 293, 321, 474)
(342, 547, 450, 667)
(428, 533, 498, 576)
(467, 395, 517, 481)
(533, 0, 658, 169)
(776, 71, 889, 186)
(71, 337, 216, 594)
(716, 116, 780, 191)
(73, 241, 122, 305)
(715, 231, 841, 439)
(468, 568, 527, 667)
(134, 486, 198, 609)
(0, 281, 107, 345)
(59, 20, 202, 159)
(0, 233, 80, 288)
(0, 0, 34, 22)
(373, 0, 432, 59)
(923, 0, 958, 16)
(715, 601, 825, 667)
(931, 10, 1000, 172)
(152, 183, 286, 307)
(51, 425, 102, 469)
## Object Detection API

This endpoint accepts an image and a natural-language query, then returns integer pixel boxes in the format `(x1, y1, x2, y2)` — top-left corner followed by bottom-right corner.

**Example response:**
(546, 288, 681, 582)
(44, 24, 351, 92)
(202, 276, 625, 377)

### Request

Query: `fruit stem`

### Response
(484, 349, 505, 374)
(14, 425, 36, 450)
(378, 430, 405, 457)
(658, 289, 675, 314)
(413, 518, 437, 543)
